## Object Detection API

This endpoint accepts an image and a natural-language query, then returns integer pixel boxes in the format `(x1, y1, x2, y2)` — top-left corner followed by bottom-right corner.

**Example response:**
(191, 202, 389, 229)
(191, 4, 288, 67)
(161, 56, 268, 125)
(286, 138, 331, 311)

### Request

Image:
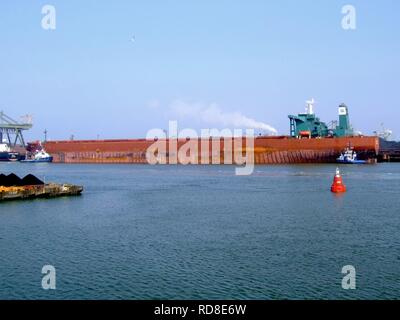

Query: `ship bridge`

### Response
(0, 111, 33, 147)
(288, 100, 354, 138)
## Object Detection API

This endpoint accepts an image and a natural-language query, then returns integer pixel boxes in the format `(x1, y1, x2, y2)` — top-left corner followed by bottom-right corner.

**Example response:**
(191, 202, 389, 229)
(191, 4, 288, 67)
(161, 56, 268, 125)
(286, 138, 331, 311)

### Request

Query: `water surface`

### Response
(0, 163, 399, 299)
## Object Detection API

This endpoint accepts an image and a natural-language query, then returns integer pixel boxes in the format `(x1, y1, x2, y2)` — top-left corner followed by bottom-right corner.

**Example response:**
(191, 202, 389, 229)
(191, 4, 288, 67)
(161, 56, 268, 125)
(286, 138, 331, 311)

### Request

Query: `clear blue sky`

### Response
(0, 0, 399, 141)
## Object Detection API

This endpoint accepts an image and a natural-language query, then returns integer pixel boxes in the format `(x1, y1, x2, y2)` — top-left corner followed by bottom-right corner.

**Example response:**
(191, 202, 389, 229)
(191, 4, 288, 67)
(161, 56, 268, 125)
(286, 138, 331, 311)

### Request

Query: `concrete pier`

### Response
(0, 184, 83, 202)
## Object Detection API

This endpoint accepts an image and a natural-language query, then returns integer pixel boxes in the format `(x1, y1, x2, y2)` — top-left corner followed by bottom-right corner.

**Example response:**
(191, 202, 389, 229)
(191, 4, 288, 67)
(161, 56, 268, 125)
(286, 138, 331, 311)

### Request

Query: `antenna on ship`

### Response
(305, 98, 316, 115)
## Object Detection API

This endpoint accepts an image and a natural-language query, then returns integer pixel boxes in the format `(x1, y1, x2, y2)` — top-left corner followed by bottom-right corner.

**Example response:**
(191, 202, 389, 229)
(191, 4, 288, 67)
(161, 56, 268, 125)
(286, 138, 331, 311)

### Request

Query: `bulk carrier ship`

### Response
(43, 101, 380, 164)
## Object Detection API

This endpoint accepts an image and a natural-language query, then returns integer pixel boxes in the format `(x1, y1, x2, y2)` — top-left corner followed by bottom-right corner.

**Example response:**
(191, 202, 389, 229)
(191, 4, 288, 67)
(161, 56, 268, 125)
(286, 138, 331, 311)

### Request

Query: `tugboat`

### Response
(336, 147, 366, 164)
(0, 143, 22, 162)
(21, 142, 53, 163)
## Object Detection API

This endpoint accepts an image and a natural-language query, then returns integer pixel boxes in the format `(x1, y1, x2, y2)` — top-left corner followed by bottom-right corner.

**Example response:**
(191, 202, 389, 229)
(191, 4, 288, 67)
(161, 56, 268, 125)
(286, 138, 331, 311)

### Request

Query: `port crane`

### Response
(374, 123, 392, 141)
(0, 111, 33, 147)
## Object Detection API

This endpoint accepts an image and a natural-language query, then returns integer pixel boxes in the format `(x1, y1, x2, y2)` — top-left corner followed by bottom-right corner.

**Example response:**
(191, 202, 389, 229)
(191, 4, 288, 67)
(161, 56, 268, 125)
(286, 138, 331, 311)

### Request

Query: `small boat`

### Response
(21, 142, 53, 163)
(21, 150, 53, 163)
(336, 148, 366, 164)
(0, 143, 22, 162)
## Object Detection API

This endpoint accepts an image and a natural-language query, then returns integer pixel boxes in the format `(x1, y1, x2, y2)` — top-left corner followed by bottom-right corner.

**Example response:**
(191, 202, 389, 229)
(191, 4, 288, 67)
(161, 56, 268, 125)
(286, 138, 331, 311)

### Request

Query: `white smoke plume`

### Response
(170, 100, 278, 135)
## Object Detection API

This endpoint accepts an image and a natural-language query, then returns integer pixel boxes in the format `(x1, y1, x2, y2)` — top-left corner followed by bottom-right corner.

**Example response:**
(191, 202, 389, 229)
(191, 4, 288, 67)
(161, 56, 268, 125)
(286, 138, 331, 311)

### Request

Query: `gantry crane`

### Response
(0, 111, 33, 148)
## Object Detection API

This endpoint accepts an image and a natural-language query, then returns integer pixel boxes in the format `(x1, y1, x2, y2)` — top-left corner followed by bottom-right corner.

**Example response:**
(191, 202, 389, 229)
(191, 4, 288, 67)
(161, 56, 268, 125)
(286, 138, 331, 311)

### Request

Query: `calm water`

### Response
(0, 163, 399, 300)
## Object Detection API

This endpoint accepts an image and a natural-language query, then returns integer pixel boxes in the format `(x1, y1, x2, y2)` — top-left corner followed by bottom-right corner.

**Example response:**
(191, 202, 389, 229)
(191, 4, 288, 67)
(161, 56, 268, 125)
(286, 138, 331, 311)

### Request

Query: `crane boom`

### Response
(0, 111, 33, 147)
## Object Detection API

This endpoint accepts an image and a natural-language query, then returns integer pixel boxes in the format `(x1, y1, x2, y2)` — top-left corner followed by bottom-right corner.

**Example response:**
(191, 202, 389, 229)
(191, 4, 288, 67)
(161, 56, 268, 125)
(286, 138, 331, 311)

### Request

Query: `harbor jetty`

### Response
(378, 139, 400, 162)
(0, 173, 83, 202)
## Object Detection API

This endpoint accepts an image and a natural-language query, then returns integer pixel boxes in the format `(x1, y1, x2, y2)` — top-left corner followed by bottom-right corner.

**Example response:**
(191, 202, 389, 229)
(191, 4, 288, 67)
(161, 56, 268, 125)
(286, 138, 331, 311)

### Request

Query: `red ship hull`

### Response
(43, 136, 379, 164)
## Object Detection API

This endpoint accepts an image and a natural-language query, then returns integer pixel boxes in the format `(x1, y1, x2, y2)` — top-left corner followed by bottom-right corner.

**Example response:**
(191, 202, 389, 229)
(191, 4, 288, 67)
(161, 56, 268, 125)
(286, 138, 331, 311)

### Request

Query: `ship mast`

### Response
(306, 98, 315, 115)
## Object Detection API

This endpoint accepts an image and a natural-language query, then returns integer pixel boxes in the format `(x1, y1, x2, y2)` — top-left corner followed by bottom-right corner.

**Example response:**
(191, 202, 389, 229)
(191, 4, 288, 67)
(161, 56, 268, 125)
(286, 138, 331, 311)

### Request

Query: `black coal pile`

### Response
(0, 173, 44, 187)
(22, 174, 45, 186)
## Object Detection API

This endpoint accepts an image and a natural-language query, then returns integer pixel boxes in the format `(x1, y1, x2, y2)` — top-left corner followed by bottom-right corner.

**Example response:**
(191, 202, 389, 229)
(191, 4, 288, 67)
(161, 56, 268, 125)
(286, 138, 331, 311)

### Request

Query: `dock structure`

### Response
(0, 184, 83, 202)
(0, 111, 33, 147)
(0, 173, 83, 202)
(378, 139, 400, 162)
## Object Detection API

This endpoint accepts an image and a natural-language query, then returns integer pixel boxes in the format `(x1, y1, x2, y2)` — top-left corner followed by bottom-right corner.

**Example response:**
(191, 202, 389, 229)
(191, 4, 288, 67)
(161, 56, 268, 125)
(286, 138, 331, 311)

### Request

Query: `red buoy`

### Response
(331, 168, 347, 193)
